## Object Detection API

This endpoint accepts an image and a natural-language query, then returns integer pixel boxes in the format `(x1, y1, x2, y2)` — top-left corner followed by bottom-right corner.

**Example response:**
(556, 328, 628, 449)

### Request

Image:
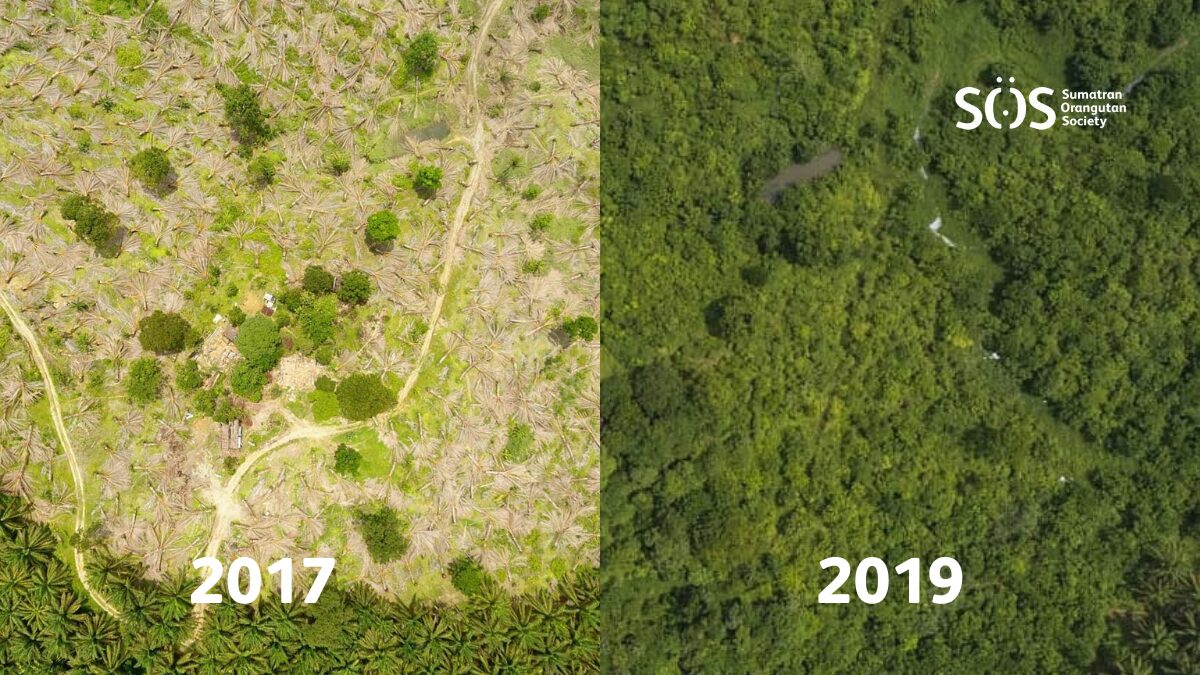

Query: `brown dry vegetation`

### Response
(0, 0, 598, 604)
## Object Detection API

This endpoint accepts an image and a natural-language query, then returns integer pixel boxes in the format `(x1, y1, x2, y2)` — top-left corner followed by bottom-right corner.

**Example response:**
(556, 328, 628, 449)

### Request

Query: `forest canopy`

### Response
(602, 0, 1200, 672)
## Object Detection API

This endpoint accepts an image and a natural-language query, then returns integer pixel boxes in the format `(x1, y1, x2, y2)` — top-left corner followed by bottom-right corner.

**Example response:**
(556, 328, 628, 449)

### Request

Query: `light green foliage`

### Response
(175, 359, 202, 392)
(247, 153, 277, 187)
(532, 3, 552, 22)
(299, 295, 339, 345)
(114, 42, 143, 68)
(365, 209, 400, 248)
(129, 147, 173, 193)
(126, 357, 161, 404)
(411, 163, 443, 198)
(230, 360, 267, 401)
(213, 398, 243, 424)
(235, 315, 282, 371)
(530, 213, 553, 234)
(310, 390, 341, 421)
(503, 420, 535, 462)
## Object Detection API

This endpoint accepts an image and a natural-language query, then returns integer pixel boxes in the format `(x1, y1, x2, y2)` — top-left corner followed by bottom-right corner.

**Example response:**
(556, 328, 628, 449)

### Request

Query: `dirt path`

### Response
(185, 0, 507, 644)
(0, 289, 122, 619)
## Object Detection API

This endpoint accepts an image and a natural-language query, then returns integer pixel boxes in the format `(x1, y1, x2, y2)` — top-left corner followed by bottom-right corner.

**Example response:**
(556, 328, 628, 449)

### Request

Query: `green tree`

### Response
(335, 373, 396, 421)
(137, 311, 191, 355)
(337, 270, 373, 305)
(303, 265, 335, 295)
(411, 164, 443, 198)
(126, 358, 161, 404)
(230, 361, 267, 401)
(194, 387, 218, 417)
(299, 295, 339, 345)
(403, 31, 439, 81)
(129, 147, 173, 193)
(213, 398, 243, 424)
(366, 210, 400, 251)
(333, 444, 361, 477)
(219, 83, 271, 147)
(448, 556, 490, 596)
(60, 193, 120, 257)
(561, 315, 598, 341)
(236, 315, 282, 371)
(354, 505, 408, 563)
(247, 154, 277, 187)
(175, 359, 202, 392)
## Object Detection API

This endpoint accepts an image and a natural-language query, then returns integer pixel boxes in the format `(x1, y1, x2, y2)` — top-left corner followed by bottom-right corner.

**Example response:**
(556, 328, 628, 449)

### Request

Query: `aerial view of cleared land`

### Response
(0, 0, 598, 670)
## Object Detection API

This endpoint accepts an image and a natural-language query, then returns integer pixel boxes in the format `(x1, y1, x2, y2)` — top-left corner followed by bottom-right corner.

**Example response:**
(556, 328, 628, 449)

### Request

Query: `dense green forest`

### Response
(0, 492, 597, 672)
(602, 0, 1200, 672)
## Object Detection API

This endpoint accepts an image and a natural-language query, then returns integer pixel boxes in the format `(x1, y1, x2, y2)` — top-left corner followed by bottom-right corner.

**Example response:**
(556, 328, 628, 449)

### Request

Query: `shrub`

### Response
(403, 31, 439, 81)
(236, 315, 282, 371)
(194, 387, 218, 416)
(230, 361, 267, 401)
(314, 344, 335, 366)
(448, 556, 490, 596)
(299, 295, 339, 345)
(411, 164, 442, 198)
(530, 213, 554, 234)
(315, 375, 337, 392)
(338, 270, 373, 306)
(336, 373, 396, 421)
(365, 210, 400, 249)
(522, 185, 543, 201)
(333, 444, 361, 477)
(522, 259, 548, 275)
(562, 315, 598, 341)
(503, 420, 536, 461)
(354, 505, 408, 563)
(129, 147, 173, 193)
(532, 3, 552, 22)
(247, 154, 276, 187)
(60, 194, 119, 257)
(303, 265, 335, 295)
(138, 311, 191, 355)
(126, 358, 162, 404)
(325, 149, 351, 176)
(176, 359, 203, 392)
(278, 287, 313, 313)
(213, 398, 243, 424)
(219, 83, 271, 146)
(227, 306, 247, 327)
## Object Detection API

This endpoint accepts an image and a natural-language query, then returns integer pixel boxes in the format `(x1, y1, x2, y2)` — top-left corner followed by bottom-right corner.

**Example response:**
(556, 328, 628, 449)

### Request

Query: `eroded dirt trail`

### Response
(0, 289, 122, 619)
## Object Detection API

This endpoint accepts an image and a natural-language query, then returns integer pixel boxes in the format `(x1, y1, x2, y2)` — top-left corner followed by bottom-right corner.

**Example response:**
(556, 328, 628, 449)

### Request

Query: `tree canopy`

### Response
(219, 83, 271, 147)
(137, 310, 191, 355)
(60, 193, 120, 257)
(335, 373, 396, 421)
(129, 147, 172, 193)
(354, 504, 408, 563)
(126, 357, 161, 404)
(235, 315, 282, 371)
(403, 31, 439, 81)
(337, 270, 373, 305)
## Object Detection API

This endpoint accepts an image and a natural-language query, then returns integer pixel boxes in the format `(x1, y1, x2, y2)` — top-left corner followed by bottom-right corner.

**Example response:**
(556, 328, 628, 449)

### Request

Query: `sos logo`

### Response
(955, 77, 1055, 130)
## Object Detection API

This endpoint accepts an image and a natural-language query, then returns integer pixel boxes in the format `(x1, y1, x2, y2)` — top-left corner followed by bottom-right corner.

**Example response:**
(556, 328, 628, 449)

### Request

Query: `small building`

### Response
(262, 293, 277, 317)
(218, 420, 243, 455)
